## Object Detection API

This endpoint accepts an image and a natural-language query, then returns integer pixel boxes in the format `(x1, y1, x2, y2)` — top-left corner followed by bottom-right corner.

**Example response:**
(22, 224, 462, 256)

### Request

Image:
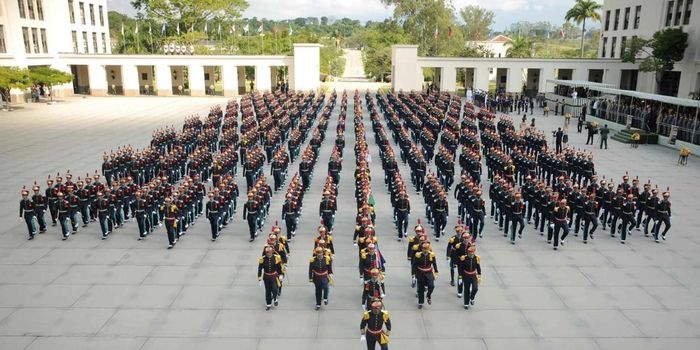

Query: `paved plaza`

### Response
(1, 95, 700, 350)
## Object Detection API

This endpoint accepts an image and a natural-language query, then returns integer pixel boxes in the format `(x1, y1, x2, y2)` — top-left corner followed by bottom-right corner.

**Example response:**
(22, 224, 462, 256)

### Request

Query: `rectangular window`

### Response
(675, 0, 684, 25)
(666, 1, 675, 26)
(101, 32, 107, 53)
(611, 36, 617, 58)
(68, 0, 75, 24)
(624, 7, 630, 29)
(0, 25, 7, 53)
(31, 28, 40, 53)
(89, 4, 95, 25)
(614, 9, 620, 30)
(605, 10, 611, 31)
(634, 6, 641, 29)
(602, 37, 608, 57)
(36, 0, 43, 20)
(18, 0, 26, 18)
(79, 2, 85, 25)
(22, 27, 31, 53)
(621, 36, 627, 56)
(40, 28, 47, 53)
(71, 30, 78, 53)
(99, 5, 104, 26)
(27, 0, 35, 19)
(92, 32, 98, 53)
(684, 0, 693, 25)
(82, 31, 89, 53)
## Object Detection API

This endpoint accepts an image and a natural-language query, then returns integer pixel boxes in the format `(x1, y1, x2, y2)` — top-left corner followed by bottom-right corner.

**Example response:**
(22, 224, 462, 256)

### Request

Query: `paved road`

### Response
(341, 49, 368, 82)
(0, 95, 699, 350)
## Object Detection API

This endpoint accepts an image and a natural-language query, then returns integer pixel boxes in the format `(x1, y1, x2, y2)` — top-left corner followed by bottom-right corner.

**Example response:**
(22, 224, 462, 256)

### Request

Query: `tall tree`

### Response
(0, 67, 30, 107)
(622, 27, 688, 95)
(130, 0, 248, 31)
(28, 67, 73, 102)
(506, 37, 534, 58)
(459, 5, 494, 41)
(564, 0, 602, 58)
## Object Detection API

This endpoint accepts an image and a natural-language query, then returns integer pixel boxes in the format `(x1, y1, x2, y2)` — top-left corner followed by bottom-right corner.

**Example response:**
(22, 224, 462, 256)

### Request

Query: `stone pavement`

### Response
(0, 95, 699, 350)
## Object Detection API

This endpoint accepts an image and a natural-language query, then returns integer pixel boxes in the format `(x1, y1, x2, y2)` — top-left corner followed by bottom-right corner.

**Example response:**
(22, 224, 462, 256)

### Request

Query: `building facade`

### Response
(599, 0, 700, 98)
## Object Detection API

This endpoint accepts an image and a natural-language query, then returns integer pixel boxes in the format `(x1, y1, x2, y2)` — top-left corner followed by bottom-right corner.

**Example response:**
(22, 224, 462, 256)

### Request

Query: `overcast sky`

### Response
(107, 0, 601, 30)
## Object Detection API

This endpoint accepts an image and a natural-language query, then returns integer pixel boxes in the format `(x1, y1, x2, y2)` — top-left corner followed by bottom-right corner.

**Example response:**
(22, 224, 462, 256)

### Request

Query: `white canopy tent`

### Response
(587, 86, 700, 109)
(546, 79, 615, 90)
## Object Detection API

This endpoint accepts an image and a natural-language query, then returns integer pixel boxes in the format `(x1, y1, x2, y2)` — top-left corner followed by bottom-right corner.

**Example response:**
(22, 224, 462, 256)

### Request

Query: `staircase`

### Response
(611, 128, 659, 144)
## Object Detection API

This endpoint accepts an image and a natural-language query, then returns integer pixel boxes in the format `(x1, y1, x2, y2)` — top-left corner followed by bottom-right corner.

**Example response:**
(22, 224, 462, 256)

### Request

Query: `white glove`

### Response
(360, 277, 364, 285)
(279, 276, 284, 282)
(360, 334, 366, 342)
(381, 293, 386, 298)
(258, 280, 263, 287)
(353, 242, 358, 247)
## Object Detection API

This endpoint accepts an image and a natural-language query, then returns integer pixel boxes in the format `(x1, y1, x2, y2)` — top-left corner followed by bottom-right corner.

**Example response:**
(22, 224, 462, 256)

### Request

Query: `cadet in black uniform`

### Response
(258, 246, 284, 310)
(309, 246, 334, 310)
(360, 299, 392, 350)
(412, 242, 438, 309)
(19, 188, 37, 239)
(457, 246, 482, 309)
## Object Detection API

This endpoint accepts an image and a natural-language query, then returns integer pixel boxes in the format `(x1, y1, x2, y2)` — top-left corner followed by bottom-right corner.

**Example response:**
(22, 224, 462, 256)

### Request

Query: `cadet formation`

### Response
(19, 88, 675, 350)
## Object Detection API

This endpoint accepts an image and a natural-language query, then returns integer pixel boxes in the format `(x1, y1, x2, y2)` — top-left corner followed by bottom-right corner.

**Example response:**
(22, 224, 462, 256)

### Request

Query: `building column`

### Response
(507, 67, 523, 93)
(475, 66, 490, 91)
(391, 45, 420, 92)
(238, 66, 247, 93)
(539, 68, 556, 93)
(439, 66, 457, 92)
(222, 65, 238, 97)
(292, 43, 321, 91)
(155, 64, 172, 96)
(189, 64, 205, 97)
(122, 65, 139, 96)
(255, 65, 272, 92)
(88, 64, 108, 96)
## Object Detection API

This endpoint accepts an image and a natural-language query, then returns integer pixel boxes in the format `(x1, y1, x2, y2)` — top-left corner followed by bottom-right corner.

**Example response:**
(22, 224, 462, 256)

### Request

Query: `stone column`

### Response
(122, 65, 139, 96)
(155, 64, 172, 96)
(255, 65, 272, 92)
(292, 43, 321, 91)
(222, 65, 238, 97)
(391, 45, 420, 92)
(88, 64, 108, 96)
(475, 66, 490, 91)
(238, 66, 247, 94)
(439, 66, 457, 92)
(189, 64, 205, 97)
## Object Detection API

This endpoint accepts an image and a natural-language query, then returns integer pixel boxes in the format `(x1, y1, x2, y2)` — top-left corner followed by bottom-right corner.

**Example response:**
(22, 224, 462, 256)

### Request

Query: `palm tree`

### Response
(506, 37, 534, 58)
(565, 0, 603, 58)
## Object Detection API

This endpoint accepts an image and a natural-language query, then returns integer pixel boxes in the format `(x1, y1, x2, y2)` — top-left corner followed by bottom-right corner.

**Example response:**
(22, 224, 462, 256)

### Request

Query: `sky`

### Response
(107, 0, 601, 30)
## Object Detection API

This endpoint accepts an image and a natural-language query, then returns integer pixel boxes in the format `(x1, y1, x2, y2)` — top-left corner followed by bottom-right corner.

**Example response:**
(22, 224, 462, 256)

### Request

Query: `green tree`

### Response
(506, 37, 534, 58)
(359, 20, 408, 82)
(0, 67, 31, 107)
(565, 0, 602, 58)
(622, 27, 688, 95)
(27, 67, 73, 101)
(459, 5, 494, 41)
(130, 0, 248, 30)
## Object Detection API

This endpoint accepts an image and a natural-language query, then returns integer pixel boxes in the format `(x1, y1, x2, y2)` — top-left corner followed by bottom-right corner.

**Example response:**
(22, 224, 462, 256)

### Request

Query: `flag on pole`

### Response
(161, 23, 166, 35)
(121, 22, 125, 36)
(177, 23, 180, 35)
(149, 24, 152, 35)
(189, 24, 194, 33)
(243, 23, 249, 35)
(559, 28, 566, 38)
(204, 22, 208, 33)
(135, 23, 139, 34)
(289, 25, 293, 35)
(230, 24, 236, 34)
(217, 23, 221, 35)
(258, 23, 264, 35)
(448, 26, 453, 38)
(433, 26, 439, 39)
(273, 25, 279, 33)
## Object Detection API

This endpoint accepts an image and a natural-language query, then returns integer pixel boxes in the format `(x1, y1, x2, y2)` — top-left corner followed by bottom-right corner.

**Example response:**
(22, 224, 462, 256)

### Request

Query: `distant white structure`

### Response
(465, 35, 512, 58)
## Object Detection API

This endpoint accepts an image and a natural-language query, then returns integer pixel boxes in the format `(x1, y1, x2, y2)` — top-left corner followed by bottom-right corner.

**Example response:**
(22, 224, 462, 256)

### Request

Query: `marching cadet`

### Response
(95, 190, 112, 239)
(644, 188, 659, 237)
(360, 299, 391, 350)
(309, 246, 334, 310)
(653, 189, 672, 242)
(54, 192, 71, 240)
(412, 241, 438, 309)
(457, 246, 481, 309)
(360, 243, 385, 282)
(550, 199, 570, 250)
(319, 190, 337, 233)
(609, 188, 625, 237)
(134, 190, 149, 240)
(406, 221, 426, 262)
(243, 192, 259, 242)
(84, 176, 97, 222)
(46, 176, 58, 226)
(394, 191, 410, 240)
(65, 185, 80, 233)
(31, 183, 47, 233)
(362, 268, 386, 311)
(509, 193, 526, 244)
(470, 190, 485, 238)
(445, 223, 465, 286)
(581, 192, 599, 243)
(635, 182, 652, 231)
(618, 193, 636, 244)
(282, 193, 299, 239)
(20, 188, 37, 239)
(314, 226, 335, 255)
(75, 179, 91, 227)
(258, 246, 284, 310)
(161, 196, 179, 249)
(206, 191, 221, 241)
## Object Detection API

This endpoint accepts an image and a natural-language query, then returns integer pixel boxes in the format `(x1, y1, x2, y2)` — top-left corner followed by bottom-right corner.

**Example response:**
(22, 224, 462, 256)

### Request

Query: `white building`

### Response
(465, 35, 512, 58)
(598, 0, 700, 98)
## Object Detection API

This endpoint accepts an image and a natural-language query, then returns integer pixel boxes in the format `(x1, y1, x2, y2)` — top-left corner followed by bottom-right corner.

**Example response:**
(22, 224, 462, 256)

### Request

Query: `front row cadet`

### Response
(19, 187, 37, 240)
(360, 299, 392, 350)
(55, 192, 72, 240)
(412, 241, 438, 309)
(258, 246, 285, 310)
(362, 268, 386, 311)
(134, 190, 149, 241)
(309, 246, 334, 310)
(457, 246, 482, 309)
(206, 191, 221, 241)
(161, 197, 179, 249)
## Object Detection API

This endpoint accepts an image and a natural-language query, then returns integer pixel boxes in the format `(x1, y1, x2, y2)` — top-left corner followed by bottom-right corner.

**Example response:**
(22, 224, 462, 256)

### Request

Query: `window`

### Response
(99, 5, 104, 26)
(18, 0, 26, 18)
(621, 36, 627, 56)
(101, 32, 106, 52)
(605, 10, 611, 31)
(614, 9, 620, 30)
(602, 37, 608, 57)
(36, 0, 43, 20)
(71, 31, 78, 53)
(92, 32, 98, 53)
(634, 6, 641, 29)
(0, 25, 7, 53)
(40, 28, 47, 53)
(675, 0, 684, 25)
(68, 1, 75, 24)
(611, 37, 617, 58)
(27, 0, 35, 19)
(666, 1, 675, 26)
(624, 7, 630, 29)
(79, 2, 85, 25)
(22, 27, 31, 53)
(89, 4, 95, 25)
(684, 0, 693, 25)
(82, 31, 88, 53)
(31, 28, 40, 53)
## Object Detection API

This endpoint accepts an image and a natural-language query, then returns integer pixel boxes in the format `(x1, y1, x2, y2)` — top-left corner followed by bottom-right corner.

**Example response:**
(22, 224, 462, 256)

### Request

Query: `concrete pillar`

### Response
(88, 64, 108, 96)
(475, 66, 490, 91)
(255, 65, 272, 92)
(155, 64, 172, 96)
(238, 66, 247, 93)
(271, 68, 278, 89)
(50, 63, 74, 98)
(122, 65, 139, 96)
(540, 68, 556, 93)
(440, 66, 457, 92)
(391, 45, 420, 92)
(292, 44, 321, 91)
(189, 64, 205, 97)
(507, 67, 523, 93)
(573, 67, 587, 82)
(222, 65, 238, 97)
